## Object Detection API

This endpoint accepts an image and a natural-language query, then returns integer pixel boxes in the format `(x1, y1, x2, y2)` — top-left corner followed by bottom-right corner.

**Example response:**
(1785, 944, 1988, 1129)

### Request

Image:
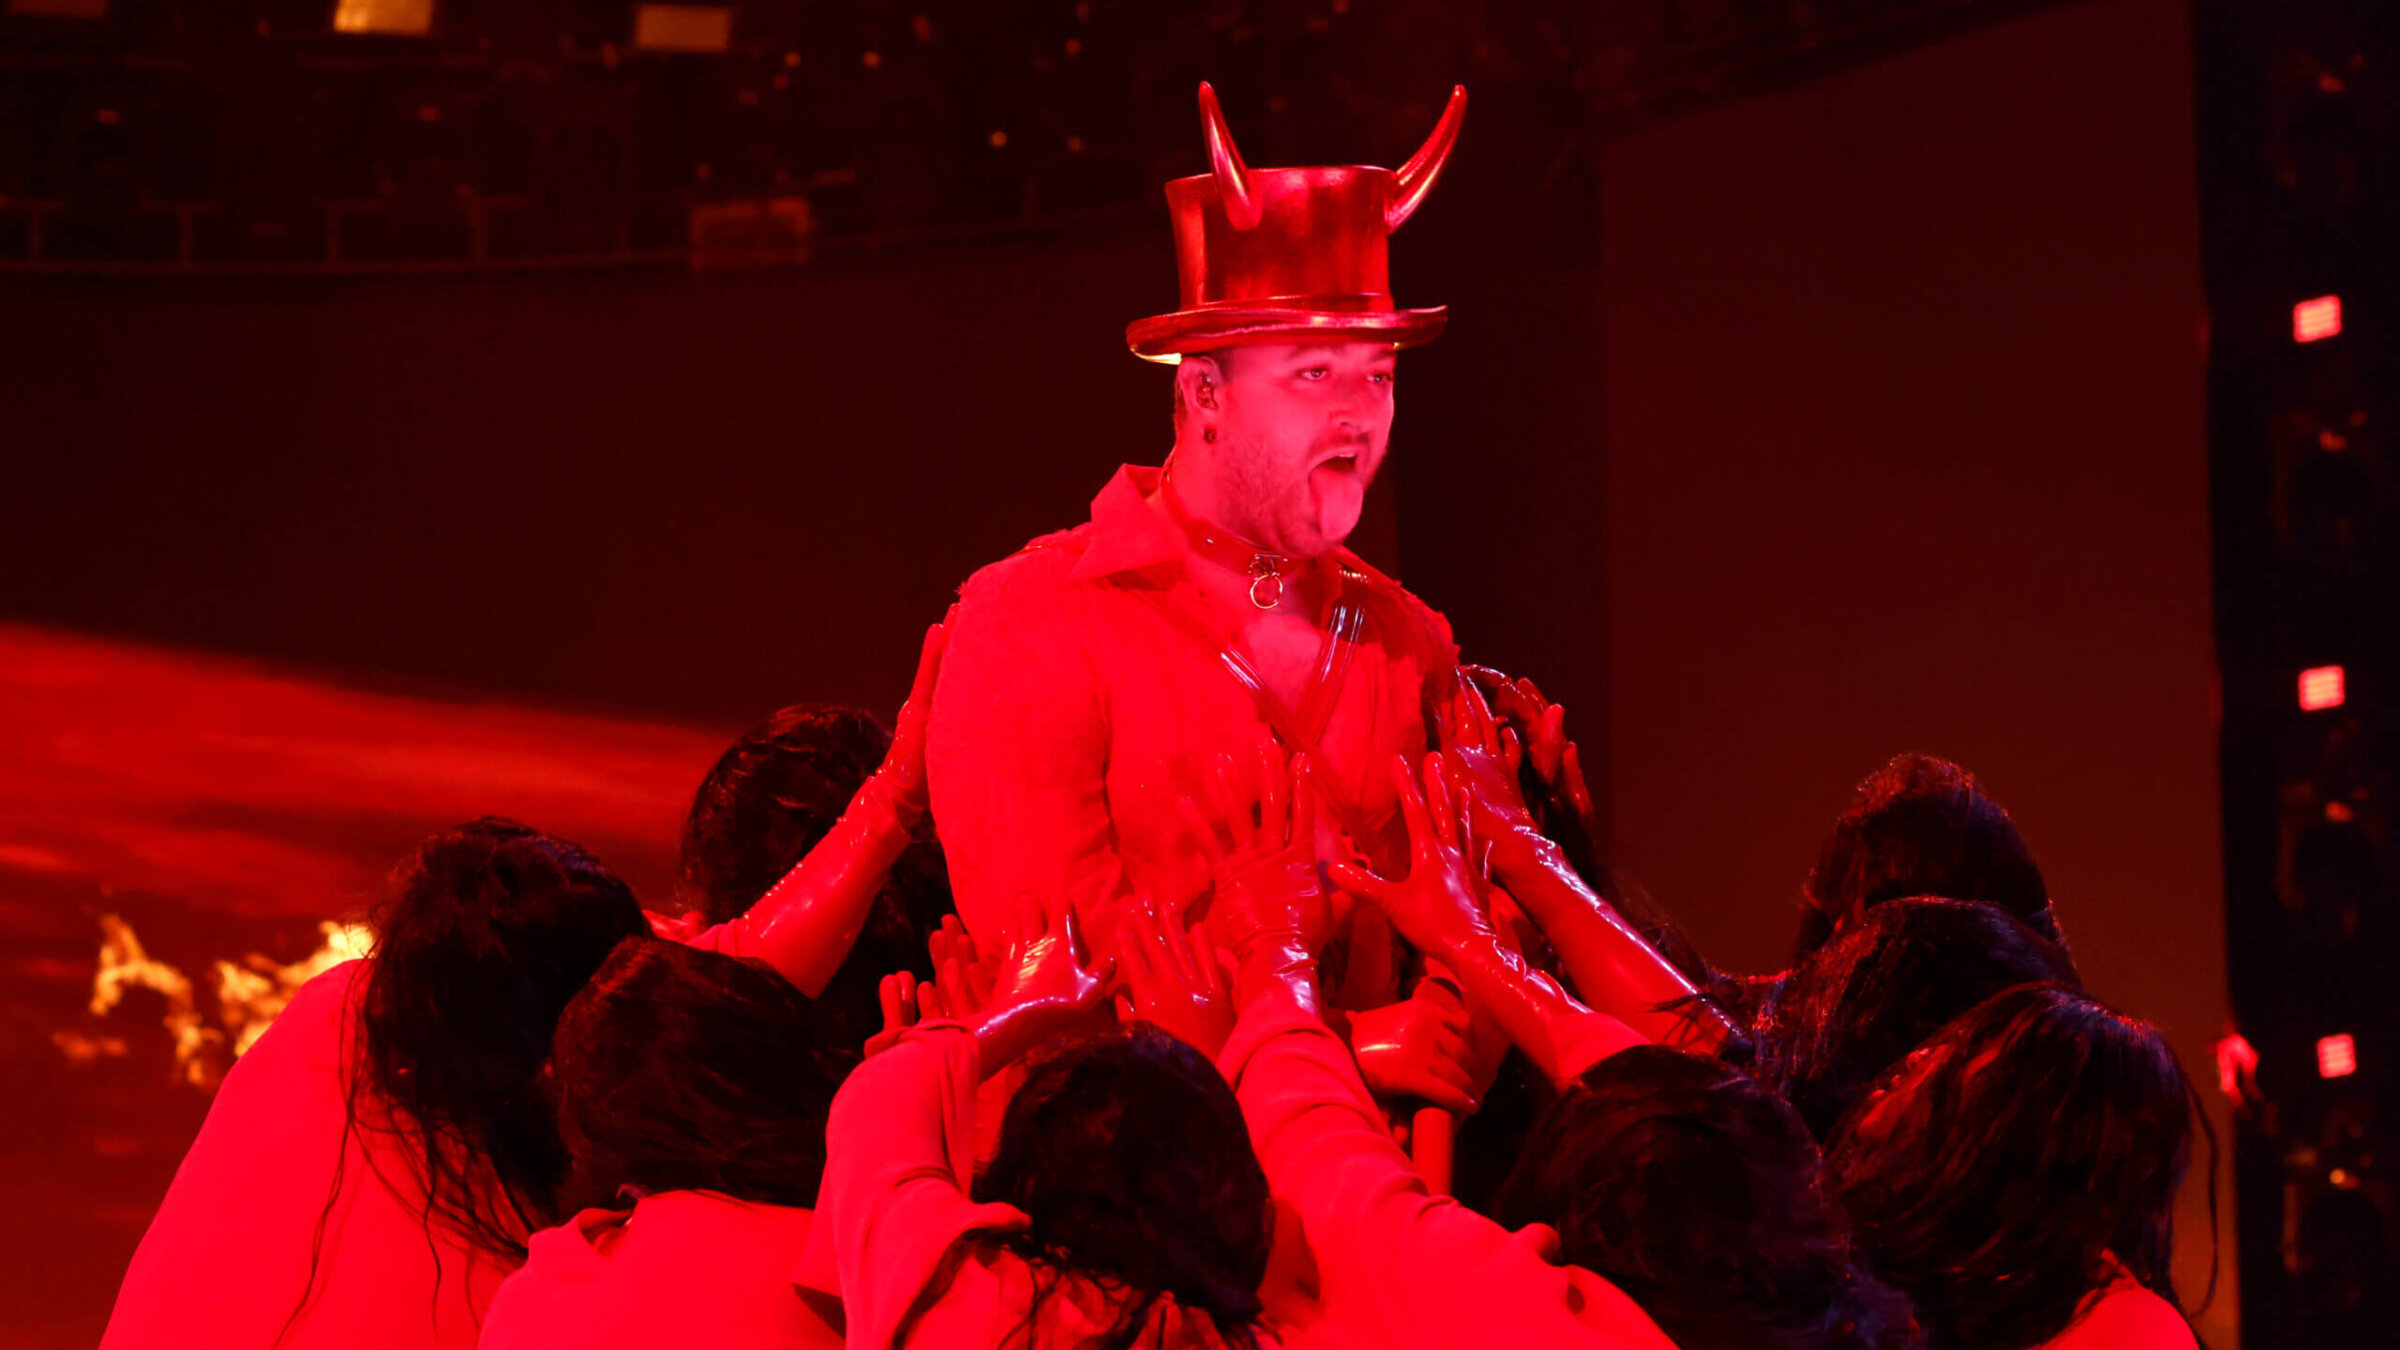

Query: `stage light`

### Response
(332, 0, 433, 35)
(2300, 664, 2346, 711)
(634, 4, 732, 54)
(2294, 295, 2343, 342)
(2318, 1032, 2357, 1079)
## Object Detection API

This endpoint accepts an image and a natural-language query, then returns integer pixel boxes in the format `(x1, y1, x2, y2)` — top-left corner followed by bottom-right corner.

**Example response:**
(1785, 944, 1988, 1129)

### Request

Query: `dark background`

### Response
(1, 0, 2234, 1343)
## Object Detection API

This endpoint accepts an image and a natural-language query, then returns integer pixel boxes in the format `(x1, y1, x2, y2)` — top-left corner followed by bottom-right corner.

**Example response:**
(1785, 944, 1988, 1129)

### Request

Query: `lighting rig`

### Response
(2200, 0, 2400, 1340)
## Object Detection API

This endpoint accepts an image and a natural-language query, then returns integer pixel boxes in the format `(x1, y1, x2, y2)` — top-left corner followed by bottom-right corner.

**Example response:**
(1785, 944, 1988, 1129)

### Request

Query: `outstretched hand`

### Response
(874, 605, 956, 821)
(1350, 977, 1479, 1114)
(960, 892, 1116, 1075)
(1329, 753, 1499, 960)
(1180, 741, 1332, 962)
(1464, 665, 1601, 873)
(924, 914, 995, 1022)
(1116, 895, 1237, 1060)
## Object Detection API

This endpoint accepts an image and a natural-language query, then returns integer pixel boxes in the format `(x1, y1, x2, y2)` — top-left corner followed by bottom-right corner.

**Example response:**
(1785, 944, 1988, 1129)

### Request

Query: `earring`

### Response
(1203, 426, 1218, 443)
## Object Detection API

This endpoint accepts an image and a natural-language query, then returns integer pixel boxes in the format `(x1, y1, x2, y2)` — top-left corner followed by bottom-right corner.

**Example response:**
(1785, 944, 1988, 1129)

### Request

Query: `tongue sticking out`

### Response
(1308, 455, 1368, 539)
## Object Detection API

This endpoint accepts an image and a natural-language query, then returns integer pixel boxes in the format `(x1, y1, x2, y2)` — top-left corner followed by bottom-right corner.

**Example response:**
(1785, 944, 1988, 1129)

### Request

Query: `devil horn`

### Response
(1198, 82, 1263, 231)
(1386, 85, 1467, 232)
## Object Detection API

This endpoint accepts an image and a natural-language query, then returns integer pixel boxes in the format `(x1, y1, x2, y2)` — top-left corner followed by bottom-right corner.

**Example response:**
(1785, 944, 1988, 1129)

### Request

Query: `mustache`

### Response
(1311, 432, 1373, 464)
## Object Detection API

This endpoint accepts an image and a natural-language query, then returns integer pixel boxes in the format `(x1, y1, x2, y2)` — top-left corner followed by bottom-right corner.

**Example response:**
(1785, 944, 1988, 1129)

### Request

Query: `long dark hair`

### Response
(550, 937, 844, 1212)
(1757, 898, 2082, 1141)
(1827, 983, 2204, 1350)
(677, 702, 953, 1054)
(1797, 755, 2061, 961)
(1493, 1046, 1921, 1350)
(903, 1025, 1272, 1350)
(348, 818, 648, 1262)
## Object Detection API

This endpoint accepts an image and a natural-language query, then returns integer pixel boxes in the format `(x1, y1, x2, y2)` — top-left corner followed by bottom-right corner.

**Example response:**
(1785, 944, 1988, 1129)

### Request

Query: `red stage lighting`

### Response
(2318, 1033, 2357, 1079)
(2294, 295, 2343, 343)
(2299, 665, 2346, 711)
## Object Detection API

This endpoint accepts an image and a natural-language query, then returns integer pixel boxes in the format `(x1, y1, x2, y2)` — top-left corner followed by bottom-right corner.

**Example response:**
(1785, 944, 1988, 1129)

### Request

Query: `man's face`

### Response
(1205, 342, 1397, 558)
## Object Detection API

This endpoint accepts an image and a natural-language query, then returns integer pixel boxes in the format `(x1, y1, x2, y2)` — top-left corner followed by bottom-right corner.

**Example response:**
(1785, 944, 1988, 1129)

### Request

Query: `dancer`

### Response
(806, 894, 1299, 1348)
(100, 821, 650, 1350)
(478, 937, 847, 1350)
(926, 82, 1470, 1016)
(673, 686, 955, 1057)
(1827, 982, 2204, 1350)
(1753, 897, 2080, 1139)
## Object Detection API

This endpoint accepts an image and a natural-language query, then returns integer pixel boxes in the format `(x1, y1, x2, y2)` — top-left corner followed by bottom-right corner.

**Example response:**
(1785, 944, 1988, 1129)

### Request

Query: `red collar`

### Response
(1066, 464, 1363, 603)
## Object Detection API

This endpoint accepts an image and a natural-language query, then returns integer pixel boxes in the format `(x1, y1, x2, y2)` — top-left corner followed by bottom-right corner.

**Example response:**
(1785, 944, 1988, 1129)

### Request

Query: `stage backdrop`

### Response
(1591, 0, 2231, 1341)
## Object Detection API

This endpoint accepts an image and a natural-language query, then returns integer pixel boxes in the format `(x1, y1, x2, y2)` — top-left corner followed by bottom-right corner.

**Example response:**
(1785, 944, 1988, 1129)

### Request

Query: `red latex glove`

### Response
(923, 913, 996, 1022)
(1181, 741, 1331, 962)
(1463, 664, 1601, 873)
(1115, 895, 1237, 1060)
(1327, 754, 1498, 959)
(967, 892, 1115, 1073)
(1350, 977, 1478, 1114)
(870, 605, 955, 823)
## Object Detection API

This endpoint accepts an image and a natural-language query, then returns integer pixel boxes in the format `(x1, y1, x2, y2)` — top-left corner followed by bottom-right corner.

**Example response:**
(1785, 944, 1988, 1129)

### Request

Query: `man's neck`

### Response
(1154, 463, 1329, 620)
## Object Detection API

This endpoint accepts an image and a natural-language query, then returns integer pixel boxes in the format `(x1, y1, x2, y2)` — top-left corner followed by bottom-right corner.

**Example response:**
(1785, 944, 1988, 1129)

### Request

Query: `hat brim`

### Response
(1125, 305, 1447, 363)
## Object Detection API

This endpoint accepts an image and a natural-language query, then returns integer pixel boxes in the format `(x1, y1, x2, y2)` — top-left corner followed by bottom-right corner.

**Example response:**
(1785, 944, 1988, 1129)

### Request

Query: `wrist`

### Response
(1232, 938, 1320, 1012)
(861, 766, 923, 829)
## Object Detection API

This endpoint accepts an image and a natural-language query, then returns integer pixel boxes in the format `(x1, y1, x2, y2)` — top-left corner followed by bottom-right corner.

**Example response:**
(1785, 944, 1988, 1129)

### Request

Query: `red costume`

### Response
(928, 465, 1457, 981)
(100, 962, 508, 1350)
(928, 86, 1472, 1004)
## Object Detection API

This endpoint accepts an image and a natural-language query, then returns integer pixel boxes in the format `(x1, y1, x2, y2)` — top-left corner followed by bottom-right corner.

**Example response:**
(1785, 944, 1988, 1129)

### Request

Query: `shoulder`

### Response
(960, 524, 1097, 596)
(2043, 1281, 2193, 1350)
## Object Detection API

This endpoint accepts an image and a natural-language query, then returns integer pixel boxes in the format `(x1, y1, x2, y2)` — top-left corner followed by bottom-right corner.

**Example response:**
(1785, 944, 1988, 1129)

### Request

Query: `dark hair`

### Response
(1493, 1046, 1921, 1350)
(1758, 898, 2082, 1141)
(678, 703, 953, 1054)
(551, 937, 845, 1213)
(681, 704, 890, 923)
(1827, 983, 2204, 1350)
(1797, 754, 2061, 962)
(350, 818, 649, 1262)
(909, 1025, 1271, 1350)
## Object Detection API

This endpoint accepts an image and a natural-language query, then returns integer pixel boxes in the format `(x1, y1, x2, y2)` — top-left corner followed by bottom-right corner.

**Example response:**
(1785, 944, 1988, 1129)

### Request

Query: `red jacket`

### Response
(927, 464, 1457, 972)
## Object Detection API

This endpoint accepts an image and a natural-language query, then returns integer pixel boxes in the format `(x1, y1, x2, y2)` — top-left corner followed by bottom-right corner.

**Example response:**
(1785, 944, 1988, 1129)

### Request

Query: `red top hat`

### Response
(1125, 83, 1467, 363)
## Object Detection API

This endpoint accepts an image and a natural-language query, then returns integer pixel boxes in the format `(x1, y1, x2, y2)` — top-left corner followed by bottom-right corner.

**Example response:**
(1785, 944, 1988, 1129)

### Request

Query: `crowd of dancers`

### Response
(96, 619, 2207, 1350)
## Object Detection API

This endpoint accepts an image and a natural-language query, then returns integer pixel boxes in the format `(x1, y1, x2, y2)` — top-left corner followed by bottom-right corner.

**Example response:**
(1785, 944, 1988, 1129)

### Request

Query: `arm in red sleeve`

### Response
(1219, 988, 1677, 1350)
(799, 1021, 1027, 1349)
(926, 552, 1130, 937)
(683, 777, 910, 997)
(1487, 830, 1741, 1056)
(683, 615, 947, 997)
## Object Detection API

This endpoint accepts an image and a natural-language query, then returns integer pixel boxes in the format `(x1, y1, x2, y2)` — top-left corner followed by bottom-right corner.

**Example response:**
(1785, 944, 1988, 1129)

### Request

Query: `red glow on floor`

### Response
(0, 621, 729, 1349)
(2293, 295, 2343, 343)
(2299, 665, 2346, 712)
(2318, 1032, 2358, 1079)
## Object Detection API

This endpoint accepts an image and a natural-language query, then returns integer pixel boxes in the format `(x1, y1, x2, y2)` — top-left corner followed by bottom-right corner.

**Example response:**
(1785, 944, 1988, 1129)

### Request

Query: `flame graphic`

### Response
(71, 913, 374, 1088)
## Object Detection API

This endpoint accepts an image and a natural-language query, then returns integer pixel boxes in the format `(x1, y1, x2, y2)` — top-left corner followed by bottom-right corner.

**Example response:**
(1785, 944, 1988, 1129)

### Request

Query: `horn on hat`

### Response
(1386, 85, 1467, 232)
(1197, 82, 1263, 231)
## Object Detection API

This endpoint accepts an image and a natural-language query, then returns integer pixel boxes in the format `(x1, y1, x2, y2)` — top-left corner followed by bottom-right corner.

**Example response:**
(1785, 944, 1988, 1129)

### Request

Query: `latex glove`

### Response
(1350, 977, 1478, 1114)
(870, 605, 954, 823)
(1328, 753, 1499, 960)
(1437, 671, 1529, 817)
(1465, 664, 1600, 871)
(1115, 894, 1237, 1060)
(925, 913, 995, 1022)
(1180, 741, 1331, 963)
(969, 892, 1116, 1073)
(868, 969, 927, 1055)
